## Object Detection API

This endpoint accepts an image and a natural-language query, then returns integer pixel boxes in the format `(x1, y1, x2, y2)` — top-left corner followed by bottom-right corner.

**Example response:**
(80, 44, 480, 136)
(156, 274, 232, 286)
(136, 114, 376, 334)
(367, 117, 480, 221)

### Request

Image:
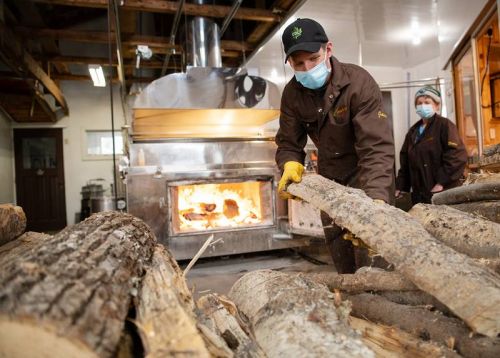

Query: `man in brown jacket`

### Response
(275, 18, 395, 273)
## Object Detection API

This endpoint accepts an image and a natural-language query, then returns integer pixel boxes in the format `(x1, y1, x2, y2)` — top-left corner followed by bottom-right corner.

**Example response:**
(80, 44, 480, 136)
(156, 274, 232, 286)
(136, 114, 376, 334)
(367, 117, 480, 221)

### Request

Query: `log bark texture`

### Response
(136, 245, 211, 358)
(349, 316, 460, 358)
(431, 182, 500, 205)
(0, 231, 51, 266)
(348, 293, 500, 358)
(287, 174, 500, 337)
(0, 211, 157, 358)
(197, 293, 265, 357)
(409, 203, 500, 258)
(449, 201, 500, 223)
(303, 271, 418, 292)
(0, 204, 26, 246)
(228, 269, 374, 358)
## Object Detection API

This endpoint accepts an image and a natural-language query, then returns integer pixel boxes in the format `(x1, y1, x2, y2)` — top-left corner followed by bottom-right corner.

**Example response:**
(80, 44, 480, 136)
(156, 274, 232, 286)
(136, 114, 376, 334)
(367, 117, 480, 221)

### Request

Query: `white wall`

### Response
(0, 111, 14, 204)
(12, 81, 126, 225)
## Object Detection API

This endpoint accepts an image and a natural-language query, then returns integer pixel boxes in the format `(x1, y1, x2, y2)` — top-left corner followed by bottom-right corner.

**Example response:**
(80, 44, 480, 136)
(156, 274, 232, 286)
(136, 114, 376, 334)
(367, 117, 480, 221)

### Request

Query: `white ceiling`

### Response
(247, 0, 489, 82)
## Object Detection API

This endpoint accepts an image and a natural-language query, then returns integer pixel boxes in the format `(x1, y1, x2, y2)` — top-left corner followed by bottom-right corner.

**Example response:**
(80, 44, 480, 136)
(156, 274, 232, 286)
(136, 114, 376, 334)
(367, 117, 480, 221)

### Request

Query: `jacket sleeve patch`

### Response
(377, 110, 387, 119)
(447, 141, 458, 148)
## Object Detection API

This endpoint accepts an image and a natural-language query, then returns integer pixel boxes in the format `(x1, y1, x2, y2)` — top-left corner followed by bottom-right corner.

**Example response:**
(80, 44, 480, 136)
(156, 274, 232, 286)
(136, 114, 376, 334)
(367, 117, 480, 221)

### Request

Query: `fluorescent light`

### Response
(88, 64, 106, 87)
(412, 37, 422, 45)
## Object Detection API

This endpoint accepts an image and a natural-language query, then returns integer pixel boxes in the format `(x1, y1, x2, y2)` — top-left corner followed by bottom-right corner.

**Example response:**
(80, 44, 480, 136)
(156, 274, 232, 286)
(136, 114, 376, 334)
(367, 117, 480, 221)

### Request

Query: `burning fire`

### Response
(177, 182, 263, 231)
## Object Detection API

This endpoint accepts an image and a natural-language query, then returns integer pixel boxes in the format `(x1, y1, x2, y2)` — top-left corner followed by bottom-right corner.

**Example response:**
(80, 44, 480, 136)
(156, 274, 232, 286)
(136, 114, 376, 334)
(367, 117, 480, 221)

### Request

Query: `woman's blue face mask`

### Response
(416, 104, 435, 119)
(294, 53, 331, 90)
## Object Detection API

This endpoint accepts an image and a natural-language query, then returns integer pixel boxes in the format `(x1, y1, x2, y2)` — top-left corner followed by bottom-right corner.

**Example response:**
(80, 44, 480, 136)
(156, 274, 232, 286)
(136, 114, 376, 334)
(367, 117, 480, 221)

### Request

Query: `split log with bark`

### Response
(431, 182, 500, 205)
(287, 174, 500, 337)
(303, 270, 418, 292)
(0, 211, 157, 358)
(197, 293, 265, 357)
(349, 316, 461, 358)
(409, 203, 500, 258)
(228, 269, 374, 358)
(135, 244, 212, 358)
(348, 293, 500, 358)
(0, 203, 26, 246)
(449, 201, 500, 223)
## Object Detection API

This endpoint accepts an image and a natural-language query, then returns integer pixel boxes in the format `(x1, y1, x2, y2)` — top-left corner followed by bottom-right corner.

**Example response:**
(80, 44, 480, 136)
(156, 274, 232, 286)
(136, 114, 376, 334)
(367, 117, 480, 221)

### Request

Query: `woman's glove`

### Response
(278, 161, 304, 200)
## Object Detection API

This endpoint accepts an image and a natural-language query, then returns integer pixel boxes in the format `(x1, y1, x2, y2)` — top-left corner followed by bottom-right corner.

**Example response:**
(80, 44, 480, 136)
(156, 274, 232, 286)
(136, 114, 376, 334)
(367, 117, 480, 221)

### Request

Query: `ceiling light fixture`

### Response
(411, 20, 422, 46)
(88, 64, 106, 87)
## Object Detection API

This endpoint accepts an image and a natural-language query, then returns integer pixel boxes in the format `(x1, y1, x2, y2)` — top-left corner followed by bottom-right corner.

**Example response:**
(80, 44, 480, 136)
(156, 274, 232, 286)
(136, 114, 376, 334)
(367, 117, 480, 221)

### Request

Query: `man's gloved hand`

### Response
(342, 231, 378, 256)
(278, 161, 304, 200)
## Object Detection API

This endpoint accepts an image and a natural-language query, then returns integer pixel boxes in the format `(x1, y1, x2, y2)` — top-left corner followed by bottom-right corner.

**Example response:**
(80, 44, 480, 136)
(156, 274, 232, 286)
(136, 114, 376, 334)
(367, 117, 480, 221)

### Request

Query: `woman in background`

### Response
(395, 86, 467, 204)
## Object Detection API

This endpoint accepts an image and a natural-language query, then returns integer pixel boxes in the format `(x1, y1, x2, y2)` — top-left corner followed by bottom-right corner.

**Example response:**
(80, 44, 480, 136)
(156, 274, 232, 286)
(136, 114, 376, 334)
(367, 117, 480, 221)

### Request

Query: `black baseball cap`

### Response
(282, 18, 328, 63)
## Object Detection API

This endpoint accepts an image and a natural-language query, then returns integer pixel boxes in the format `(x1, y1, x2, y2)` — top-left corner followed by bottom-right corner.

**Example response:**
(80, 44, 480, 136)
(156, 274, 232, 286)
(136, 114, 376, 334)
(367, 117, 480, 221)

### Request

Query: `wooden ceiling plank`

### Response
(0, 21, 69, 117)
(16, 27, 250, 57)
(52, 73, 153, 83)
(32, 0, 280, 22)
(49, 55, 179, 69)
(247, 0, 297, 45)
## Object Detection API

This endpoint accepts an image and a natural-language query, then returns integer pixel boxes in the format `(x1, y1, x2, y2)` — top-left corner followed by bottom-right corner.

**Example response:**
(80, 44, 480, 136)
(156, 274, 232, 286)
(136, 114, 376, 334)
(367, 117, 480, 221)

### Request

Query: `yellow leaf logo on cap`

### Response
(291, 27, 303, 40)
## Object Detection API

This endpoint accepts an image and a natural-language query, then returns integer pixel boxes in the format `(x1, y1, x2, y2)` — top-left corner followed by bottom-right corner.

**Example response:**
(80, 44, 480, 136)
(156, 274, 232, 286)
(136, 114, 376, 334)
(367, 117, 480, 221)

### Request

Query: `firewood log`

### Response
(303, 270, 418, 292)
(0, 203, 26, 246)
(449, 201, 500, 223)
(197, 293, 265, 357)
(409, 203, 500, 258)
(0, 212, 157, 358)
(228, 269, 375, 358)
(0, 231, 51, 266)
(431, 182, 500, 205)
(348, 293, 500, 358)
(287, 174, 500, 338)
(349, 316, 461, 358)
(135, 244, 211, 358)
(377, 290, 452, 315)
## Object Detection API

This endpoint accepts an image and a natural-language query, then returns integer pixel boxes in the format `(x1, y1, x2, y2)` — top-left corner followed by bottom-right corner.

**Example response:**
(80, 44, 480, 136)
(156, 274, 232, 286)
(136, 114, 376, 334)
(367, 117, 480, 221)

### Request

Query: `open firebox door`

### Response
(126, 7, 311, 260)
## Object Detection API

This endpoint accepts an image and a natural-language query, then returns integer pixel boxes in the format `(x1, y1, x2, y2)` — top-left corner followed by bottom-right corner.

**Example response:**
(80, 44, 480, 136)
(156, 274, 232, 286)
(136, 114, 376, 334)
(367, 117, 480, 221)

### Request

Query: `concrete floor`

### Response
(181, 245, 335, 300)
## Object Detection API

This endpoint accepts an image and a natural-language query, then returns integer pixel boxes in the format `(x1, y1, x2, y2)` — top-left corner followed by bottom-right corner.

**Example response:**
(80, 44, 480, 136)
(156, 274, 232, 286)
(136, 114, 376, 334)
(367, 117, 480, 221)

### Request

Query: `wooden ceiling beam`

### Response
(15, 27, 252, 55)
(0, 20, 69, 117)
(247, 0, 295, 45)
(52, 73, 153, 83)
(48, 55, 179, 69)
(32, 0, 281, 22)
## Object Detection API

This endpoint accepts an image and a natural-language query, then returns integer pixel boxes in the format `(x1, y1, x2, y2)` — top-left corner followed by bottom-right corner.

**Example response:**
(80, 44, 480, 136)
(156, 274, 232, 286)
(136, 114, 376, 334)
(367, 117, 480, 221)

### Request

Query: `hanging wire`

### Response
(107, 0, 118, 208)
(239, 18, 246, 68)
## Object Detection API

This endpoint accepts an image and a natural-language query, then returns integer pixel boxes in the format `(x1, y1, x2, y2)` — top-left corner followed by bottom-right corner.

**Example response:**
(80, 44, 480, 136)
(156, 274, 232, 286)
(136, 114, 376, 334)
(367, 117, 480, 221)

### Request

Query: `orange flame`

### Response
(177, 182, 263, 231)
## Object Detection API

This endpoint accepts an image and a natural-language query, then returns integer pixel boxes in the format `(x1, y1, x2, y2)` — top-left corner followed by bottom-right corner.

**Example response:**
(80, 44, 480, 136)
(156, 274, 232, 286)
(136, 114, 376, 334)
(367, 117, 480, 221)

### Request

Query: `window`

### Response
(84, 130, 123, 159)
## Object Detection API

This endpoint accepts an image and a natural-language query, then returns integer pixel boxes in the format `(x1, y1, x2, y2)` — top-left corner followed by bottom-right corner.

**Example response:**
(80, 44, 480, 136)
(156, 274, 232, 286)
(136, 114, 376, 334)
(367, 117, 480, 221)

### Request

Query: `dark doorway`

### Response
(14, 128, 66, 231)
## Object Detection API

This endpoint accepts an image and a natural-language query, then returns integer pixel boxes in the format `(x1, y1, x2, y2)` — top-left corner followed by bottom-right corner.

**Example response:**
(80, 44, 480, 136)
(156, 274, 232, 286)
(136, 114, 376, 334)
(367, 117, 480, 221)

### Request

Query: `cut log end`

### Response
(0, 318, 98, 358)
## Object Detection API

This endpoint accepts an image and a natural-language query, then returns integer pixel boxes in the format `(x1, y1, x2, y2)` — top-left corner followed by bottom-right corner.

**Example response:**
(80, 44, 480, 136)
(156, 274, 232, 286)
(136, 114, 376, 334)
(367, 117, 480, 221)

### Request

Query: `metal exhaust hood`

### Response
(132, 5, 280, 140)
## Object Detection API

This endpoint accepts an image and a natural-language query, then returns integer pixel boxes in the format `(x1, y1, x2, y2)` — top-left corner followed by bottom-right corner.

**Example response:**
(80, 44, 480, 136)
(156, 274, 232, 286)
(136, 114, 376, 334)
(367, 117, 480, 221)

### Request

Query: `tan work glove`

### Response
(278, 161, 304, 200)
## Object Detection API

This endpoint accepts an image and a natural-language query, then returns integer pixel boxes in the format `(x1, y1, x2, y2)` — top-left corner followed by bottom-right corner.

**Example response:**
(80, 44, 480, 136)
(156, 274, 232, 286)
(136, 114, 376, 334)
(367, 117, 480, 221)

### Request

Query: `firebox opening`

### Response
(169, 179, 274, 235)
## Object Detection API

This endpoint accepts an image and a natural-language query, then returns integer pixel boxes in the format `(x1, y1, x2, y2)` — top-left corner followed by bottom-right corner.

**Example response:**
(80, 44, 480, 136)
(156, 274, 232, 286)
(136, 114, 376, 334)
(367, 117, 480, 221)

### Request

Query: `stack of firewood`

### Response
(0, 174, 499, 358)
(432, 172, 500, 223)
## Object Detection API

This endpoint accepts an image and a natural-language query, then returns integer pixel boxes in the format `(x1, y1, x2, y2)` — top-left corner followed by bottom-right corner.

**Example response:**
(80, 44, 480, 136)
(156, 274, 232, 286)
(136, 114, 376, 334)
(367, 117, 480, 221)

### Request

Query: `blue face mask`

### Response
(416, 104, 435, 119)
(294, 54, 331, 90)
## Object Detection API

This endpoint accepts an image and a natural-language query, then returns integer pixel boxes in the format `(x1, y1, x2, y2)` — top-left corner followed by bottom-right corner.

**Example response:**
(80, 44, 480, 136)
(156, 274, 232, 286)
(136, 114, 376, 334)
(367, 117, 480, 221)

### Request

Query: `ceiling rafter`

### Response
(32, 0, 281, 22)
(14, 27, 252, 54)
(0, 20, 68, 121)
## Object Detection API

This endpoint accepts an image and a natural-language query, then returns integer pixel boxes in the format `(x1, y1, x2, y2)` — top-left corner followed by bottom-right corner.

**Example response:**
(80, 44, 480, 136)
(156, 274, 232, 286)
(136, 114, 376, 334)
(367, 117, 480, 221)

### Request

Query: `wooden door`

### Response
(14, 128, 66, 231)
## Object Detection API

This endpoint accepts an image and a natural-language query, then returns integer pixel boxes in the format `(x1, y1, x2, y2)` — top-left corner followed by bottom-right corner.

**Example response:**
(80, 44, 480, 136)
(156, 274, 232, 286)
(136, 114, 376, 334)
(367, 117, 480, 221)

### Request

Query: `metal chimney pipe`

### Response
(186, 0, 222, 67)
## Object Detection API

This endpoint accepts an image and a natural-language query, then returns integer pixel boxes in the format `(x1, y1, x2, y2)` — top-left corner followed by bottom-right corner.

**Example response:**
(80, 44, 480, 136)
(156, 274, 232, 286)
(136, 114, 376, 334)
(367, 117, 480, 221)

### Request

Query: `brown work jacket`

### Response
(396, 114, 468, 203)
(275, 56, 395, 203)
